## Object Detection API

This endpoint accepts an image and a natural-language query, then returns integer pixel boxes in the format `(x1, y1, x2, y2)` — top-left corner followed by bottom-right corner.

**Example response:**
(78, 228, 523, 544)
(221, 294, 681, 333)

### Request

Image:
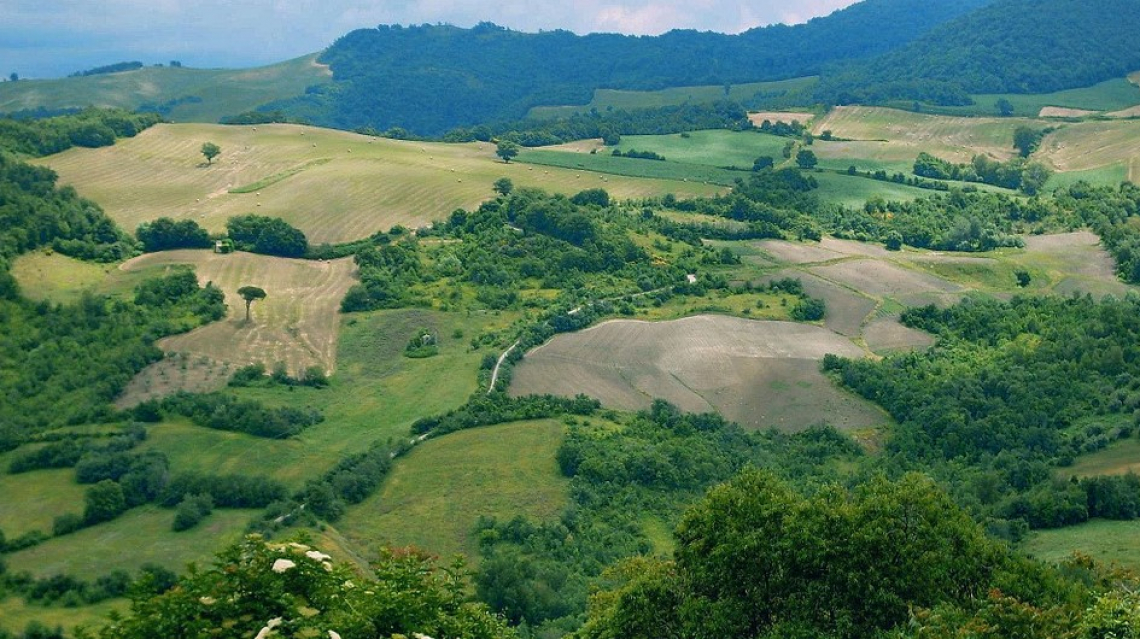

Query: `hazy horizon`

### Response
(2, 0, 859, 79)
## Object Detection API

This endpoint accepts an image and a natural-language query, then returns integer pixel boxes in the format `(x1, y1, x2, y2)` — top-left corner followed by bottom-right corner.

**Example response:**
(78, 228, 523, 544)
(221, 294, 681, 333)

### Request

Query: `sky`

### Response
(1, 0, 860, 79)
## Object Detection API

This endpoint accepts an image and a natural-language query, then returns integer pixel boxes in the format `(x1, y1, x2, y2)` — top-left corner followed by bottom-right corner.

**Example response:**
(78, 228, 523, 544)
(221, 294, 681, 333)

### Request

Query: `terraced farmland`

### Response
(39, 123, 722, 245)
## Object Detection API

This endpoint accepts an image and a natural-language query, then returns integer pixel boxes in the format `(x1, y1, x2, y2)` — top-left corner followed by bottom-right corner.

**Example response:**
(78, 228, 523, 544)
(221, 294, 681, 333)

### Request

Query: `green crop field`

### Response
(919, 77, 1140, 118)
(38, 123, 722, 245)
(335, 419, 570, 562)
(0, 596, 123, 638)
(9, 251, 118, 304)
(4, 506, 258, 580)
(1024, 519, 1140, 572)
(611, 130, 790, 169)
(0, 468, 89, 539)
(0, 54, 331, 122)
(527, 77, 819, 119)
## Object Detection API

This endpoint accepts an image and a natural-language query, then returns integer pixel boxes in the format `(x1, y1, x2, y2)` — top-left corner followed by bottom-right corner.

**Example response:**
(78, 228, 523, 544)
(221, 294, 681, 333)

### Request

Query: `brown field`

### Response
(758, 270, 877, 337)
(810, 259, 963, 298)
(39, 123, 720, 245)
(114, 353, 234, 409)
(509, 315, 888, 432)
(1039, 107, 1099, 118)
(119, 250, 356, 375)
(752, 240, 847, 264)
(862, 317, 936, 353)
(748, 111, 815, 126)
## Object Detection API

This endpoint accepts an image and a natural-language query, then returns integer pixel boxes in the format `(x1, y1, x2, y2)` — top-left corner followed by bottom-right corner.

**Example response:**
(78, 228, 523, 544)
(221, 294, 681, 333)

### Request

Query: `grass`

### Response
(38, 123, 722, 245)
(611, 130, 790, 169)
(9, 251, 118, 304)
(1038, 118, 1140, 179)
(135, 308, 516, 489)
(1064, 437, 1140, 477)
(1024, 519, 1140, 571)
(334, 419, 570, 562)
(4, 506, 258, 580)
(0, 54, 331, 123)
(527, 77, 819, 119)
(923, 78, 1140, 118)
(0, 468, 88, 538)
(0, 596, 123, 638)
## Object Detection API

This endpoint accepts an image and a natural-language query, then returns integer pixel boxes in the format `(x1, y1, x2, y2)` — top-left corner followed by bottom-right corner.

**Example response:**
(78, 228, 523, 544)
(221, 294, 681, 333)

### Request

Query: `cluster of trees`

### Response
(227, 362, 329, 389)
(145, 391, 323, 439)
(913, 152, 1052, 195)
(0, 269, 225, 449)
(610, 148, 665, 161)
(68, 62, 144, 77)
(135, 217, 212, 252)
(224, 214, 307, 257)
(0, 107, 160, 156)
(1055, 182, 1140, 283)
(473, 402, 863, 634)
(824, 293, 1140, 533)
(577, 469, 1135, 639)
(446, 101, 752, 147)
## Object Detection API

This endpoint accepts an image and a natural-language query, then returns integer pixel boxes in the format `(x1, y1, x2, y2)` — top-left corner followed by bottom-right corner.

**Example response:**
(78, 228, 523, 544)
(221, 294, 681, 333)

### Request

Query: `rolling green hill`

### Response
(0, 54, 331, 123)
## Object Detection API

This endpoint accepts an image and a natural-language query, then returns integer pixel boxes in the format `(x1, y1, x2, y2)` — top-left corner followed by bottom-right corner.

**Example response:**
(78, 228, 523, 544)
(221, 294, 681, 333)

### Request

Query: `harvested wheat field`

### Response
(120, 250, 356, 375)
(812, 106, 1032, 167)
(510, 315, 888, 432)
(39, 123, 720, 245)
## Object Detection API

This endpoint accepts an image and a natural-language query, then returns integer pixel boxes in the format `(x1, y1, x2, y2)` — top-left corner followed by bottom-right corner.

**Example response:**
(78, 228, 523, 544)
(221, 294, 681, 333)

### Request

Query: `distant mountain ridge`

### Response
(269, 0, 993, 134)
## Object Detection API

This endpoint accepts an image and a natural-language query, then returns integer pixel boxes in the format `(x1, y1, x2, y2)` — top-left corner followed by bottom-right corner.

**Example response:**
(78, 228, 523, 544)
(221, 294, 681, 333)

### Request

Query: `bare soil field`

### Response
(810, 259, 963, 298)
(510, 315, 887, 432)
(862, 317, 936, 354)
(758, 270, 877, 337)
(752, 240, 847, 264)
(119, 250, 356, 375)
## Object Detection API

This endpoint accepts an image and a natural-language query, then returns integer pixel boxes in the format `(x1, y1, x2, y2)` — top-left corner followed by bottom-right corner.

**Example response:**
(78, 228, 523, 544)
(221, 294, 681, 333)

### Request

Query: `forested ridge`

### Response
(266, 0, 990, 134)
(817, 0, 1140, 105)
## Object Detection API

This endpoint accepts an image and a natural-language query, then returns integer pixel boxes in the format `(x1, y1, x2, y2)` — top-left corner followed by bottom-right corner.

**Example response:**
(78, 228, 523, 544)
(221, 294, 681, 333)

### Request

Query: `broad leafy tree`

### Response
(200, 142, 221, 165)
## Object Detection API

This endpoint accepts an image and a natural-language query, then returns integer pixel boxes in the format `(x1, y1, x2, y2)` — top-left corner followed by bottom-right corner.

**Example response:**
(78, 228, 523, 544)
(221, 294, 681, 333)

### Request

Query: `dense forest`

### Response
(265, 0, 989, 134)
(817, 0, 1140, 105)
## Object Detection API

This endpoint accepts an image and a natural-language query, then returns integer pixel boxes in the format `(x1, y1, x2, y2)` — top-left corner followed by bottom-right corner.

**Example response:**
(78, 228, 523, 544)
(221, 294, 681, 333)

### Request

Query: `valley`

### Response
(3, 1, 1140, 636)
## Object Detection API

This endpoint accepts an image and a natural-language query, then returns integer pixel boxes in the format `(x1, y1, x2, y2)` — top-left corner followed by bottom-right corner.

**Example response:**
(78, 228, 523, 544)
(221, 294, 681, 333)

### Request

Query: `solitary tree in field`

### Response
(201, 141, 221, 165)
(237, 285, 266, 322)
(493, 177, 514, 196)
(495, 140, 519, 163)
(795, 148, 818, 170)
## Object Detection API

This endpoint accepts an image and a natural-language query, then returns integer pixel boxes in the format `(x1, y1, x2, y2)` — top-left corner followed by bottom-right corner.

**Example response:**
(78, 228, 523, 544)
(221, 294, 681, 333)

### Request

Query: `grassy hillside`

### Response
(335, 419, 570, 562)
(0, 54, 330, 123)
(1024, 519, 1140, 572)
(38, 123, 722, 245)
